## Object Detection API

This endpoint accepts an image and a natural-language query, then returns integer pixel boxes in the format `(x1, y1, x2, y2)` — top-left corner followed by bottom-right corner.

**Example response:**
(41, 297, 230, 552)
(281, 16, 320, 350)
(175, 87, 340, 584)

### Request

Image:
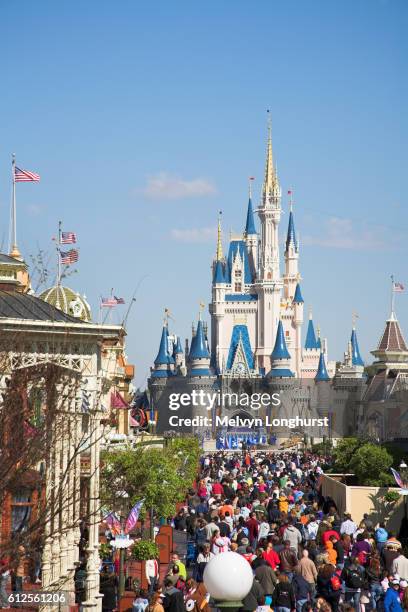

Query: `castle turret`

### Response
(315, 352, 330, 382)
(351, 327, 364, 367)
(152, 324, 174, 378)
(284, 193, 300, 301)
(305, 311, 318, 350)
(189, 318, 211, 377)
(267, 320, 294, 378)
(292, 282, 304, 377)
(255, 115, 283, 369)
(210, 213, 227, 371)
(173, 335, 185, 369)
(244, 179, 258, 278)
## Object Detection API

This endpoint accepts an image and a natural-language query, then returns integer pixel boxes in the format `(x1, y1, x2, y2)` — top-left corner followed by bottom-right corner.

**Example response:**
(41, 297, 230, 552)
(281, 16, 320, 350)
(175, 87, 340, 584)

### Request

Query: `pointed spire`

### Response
(293, 283, 304, 304)
(154, 324, 171, 366)
(216, 211, 223, 261)
(315, 352, 330, 381)
(245, 180, 257, 235)
(271, 320, 291, 360)
(316, 326, 322, 350)
(350, 328, 364, 366)
(305, 310, 318, 350)
(189, 319, 210, 360)
(213, 260, 225, 284)
(262, 111, 277, 200)
(174, 335, 183, 355)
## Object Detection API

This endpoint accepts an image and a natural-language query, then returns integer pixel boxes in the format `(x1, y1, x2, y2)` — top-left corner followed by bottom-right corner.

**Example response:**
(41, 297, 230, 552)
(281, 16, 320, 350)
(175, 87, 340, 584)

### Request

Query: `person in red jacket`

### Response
(212, 481, 224, 497)
(246, 512, 259, 547)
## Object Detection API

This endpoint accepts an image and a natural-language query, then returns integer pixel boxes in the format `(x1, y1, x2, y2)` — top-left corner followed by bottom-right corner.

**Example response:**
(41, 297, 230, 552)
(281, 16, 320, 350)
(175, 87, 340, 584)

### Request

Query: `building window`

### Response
(234, 270, 242, 292)
(11, 490, 32, 534)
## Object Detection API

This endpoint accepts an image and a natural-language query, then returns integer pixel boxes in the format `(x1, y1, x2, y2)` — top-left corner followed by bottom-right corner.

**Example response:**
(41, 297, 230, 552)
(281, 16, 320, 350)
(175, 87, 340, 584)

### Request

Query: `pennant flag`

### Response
(111, 390, 128, 409)
(391, 467, 404, 488)
(60, 249, 79, 264)
(61, 231, 77, 244)
(393, 282, 405, 293)
(104, 511, 122, 536)
(14, 167, 40, 182)
(114, 296, 125, 304)
(124, 499, 144, 534)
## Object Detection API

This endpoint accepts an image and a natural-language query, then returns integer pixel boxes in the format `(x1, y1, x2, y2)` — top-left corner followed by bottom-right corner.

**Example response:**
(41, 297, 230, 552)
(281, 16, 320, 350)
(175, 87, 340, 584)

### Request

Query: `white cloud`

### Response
(26, 204, 43, 216)
(142, 172, 217, 200)
(170, 227, 218, 243)
(303, 216, 393, 250)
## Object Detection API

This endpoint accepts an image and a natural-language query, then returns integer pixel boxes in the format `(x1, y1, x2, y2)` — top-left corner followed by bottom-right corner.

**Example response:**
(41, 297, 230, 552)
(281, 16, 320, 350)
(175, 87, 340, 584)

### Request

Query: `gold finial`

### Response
(263, 109, 277, 197)
(199, 301, 205, 320)
(163, 308, 170, 326)
(317, 325, 321, 338)
(352, 311, 359, 330)
(216, 211, 223, 261)
(308, 305, 313, 320)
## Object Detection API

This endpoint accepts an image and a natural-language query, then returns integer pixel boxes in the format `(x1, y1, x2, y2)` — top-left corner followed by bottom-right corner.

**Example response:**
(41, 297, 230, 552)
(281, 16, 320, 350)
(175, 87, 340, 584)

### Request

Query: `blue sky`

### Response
(0, 0, 407, 385)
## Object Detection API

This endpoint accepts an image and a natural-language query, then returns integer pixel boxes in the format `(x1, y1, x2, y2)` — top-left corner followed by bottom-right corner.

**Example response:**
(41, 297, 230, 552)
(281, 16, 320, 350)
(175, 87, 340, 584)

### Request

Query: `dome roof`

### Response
(38, 285, 91, 322)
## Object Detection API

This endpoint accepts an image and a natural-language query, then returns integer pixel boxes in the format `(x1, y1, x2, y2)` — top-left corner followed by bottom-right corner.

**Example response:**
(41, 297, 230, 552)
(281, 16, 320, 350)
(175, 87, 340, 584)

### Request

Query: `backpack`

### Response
(345, 568, 363, 589)
(330, 575, 342, 591)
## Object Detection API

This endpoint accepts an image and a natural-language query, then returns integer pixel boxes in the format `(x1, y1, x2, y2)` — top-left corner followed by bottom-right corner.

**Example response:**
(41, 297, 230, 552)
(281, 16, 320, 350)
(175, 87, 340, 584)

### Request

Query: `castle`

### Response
(147, 122, 377, 445)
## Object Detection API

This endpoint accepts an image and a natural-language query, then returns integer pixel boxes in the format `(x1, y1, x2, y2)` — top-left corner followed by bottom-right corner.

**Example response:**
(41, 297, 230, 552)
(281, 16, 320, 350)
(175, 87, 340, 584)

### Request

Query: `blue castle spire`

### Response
(213, 259, 225, 284)
(174, 335, 183, 355)
(293, 283, 304, 304)
(315, 352, 330, 381)
(189, 319, 210, 360)
(245, 196, 257, 235)
(351, 328, 364, 366)
(285, 210, 297, 252)
(271, 320, 291, 360)
(154, 325, 171, 366)
(305, 315, 318, 350)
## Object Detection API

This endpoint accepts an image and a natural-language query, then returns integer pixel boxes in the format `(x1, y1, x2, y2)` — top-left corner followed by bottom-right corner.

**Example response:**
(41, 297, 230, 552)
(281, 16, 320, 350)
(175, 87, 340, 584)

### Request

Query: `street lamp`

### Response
(399, 461, 408, 521)
(203, 552, 253, 611)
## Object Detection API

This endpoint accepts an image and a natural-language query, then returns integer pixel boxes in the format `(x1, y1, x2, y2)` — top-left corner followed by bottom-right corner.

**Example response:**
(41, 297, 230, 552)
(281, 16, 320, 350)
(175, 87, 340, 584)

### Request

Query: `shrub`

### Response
(132, 540, 159, 561)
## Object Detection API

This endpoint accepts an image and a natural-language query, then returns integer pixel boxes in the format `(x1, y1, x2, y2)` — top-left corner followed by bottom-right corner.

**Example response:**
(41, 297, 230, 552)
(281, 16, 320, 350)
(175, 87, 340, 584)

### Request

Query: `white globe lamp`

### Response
(203, 552, 253, 608)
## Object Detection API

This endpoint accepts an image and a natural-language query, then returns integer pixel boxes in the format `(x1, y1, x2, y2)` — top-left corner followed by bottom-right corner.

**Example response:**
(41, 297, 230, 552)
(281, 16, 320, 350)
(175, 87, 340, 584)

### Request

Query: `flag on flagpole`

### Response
(104, 511, 122, 536)
(393, 282, 405, 293)
(111, 390, 128, 409)
(61, 231, 77, 244)
(14, 167, 40, 182)
(124, 499, 144, 534)
(60, 249, 79, 264)
(101, 296, 125, 307)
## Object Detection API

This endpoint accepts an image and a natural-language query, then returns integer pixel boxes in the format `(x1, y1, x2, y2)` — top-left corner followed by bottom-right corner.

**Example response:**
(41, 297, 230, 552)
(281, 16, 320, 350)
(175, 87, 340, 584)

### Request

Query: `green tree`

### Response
(332, 437, 361, 472)
(101, 437, 200, 539)
(349, 443, 393, 486)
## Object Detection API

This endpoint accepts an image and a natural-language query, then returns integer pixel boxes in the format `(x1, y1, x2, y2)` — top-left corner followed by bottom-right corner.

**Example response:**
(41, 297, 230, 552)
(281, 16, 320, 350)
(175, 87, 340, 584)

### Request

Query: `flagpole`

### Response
(57, 221, 62, 288)
(391, 274, 395, 317)
(10, 154, 18, 257)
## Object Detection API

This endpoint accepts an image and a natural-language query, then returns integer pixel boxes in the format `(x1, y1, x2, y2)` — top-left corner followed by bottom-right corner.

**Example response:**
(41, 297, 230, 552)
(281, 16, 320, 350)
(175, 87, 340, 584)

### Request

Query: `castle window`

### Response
(234, 270, 242, 292)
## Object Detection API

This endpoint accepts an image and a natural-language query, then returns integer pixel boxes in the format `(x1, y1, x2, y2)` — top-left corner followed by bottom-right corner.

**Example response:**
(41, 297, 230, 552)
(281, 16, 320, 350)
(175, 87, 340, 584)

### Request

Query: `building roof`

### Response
(315, 352, 330, 381)
(377, 315, 408, 352)
(226, 324, 254, 370)
(154, 325, 172, 366)
(174, 335, 184, 355)
(271, 320, 291, 360)
(39, 285, 91, 322)
(189, 320, 210, 360)
(293, 283, 304, 304)
(0, 253, 27, 266)
(213, 260, 226, 284)
(305, 318, 318, 350)
(351, 328, 364, 366)
(245, 197, 257, 235)
(0, 290, 83, 323)
(285, 210, 297, 251)
(226, 239, 253, 284)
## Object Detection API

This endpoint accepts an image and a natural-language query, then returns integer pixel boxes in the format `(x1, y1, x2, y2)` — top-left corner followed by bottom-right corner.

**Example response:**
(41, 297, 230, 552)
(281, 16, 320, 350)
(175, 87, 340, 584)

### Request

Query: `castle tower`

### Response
(210, 213, 227, 371)
(267, 320, 294, 378)
(293, 282, 304, 377)
(284, 192, 300, 301)
(255, 117, 283, 368)
(244, 179, 258, 278)
(152, 323, 174, 378)
(189, 316, 211, 377)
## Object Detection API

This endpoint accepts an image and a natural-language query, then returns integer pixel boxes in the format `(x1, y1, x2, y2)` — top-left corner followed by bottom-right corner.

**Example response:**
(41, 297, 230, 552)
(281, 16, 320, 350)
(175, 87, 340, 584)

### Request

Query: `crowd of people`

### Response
(161, 450, 408, 612)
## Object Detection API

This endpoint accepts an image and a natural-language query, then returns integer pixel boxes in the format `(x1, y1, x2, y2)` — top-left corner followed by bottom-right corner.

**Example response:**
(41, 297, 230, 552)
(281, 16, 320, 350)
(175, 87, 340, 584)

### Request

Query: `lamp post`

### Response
(203, 552, 253, 612)
(400, 460, 408, 519)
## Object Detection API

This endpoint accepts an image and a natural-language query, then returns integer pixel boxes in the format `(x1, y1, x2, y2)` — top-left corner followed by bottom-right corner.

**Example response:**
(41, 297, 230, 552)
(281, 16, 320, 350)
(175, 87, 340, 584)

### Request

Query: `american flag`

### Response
(124, 499, 144, 535)
(60, 249, 79, 265)
(101, 296, 125, 307)
(14, 166, 40, 182)
(394, 282, 404, 293)
(61, 231, 77, 244)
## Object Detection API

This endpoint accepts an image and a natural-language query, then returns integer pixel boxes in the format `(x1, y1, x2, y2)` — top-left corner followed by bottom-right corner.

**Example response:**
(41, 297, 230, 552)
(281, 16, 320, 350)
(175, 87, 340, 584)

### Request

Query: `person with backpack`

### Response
(272, 573, 296, 612)
(365, 555, 383, 610)
(341, 557, 365, 612)
(316, 563, 342, 612)
(292, 568, 313, 612)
